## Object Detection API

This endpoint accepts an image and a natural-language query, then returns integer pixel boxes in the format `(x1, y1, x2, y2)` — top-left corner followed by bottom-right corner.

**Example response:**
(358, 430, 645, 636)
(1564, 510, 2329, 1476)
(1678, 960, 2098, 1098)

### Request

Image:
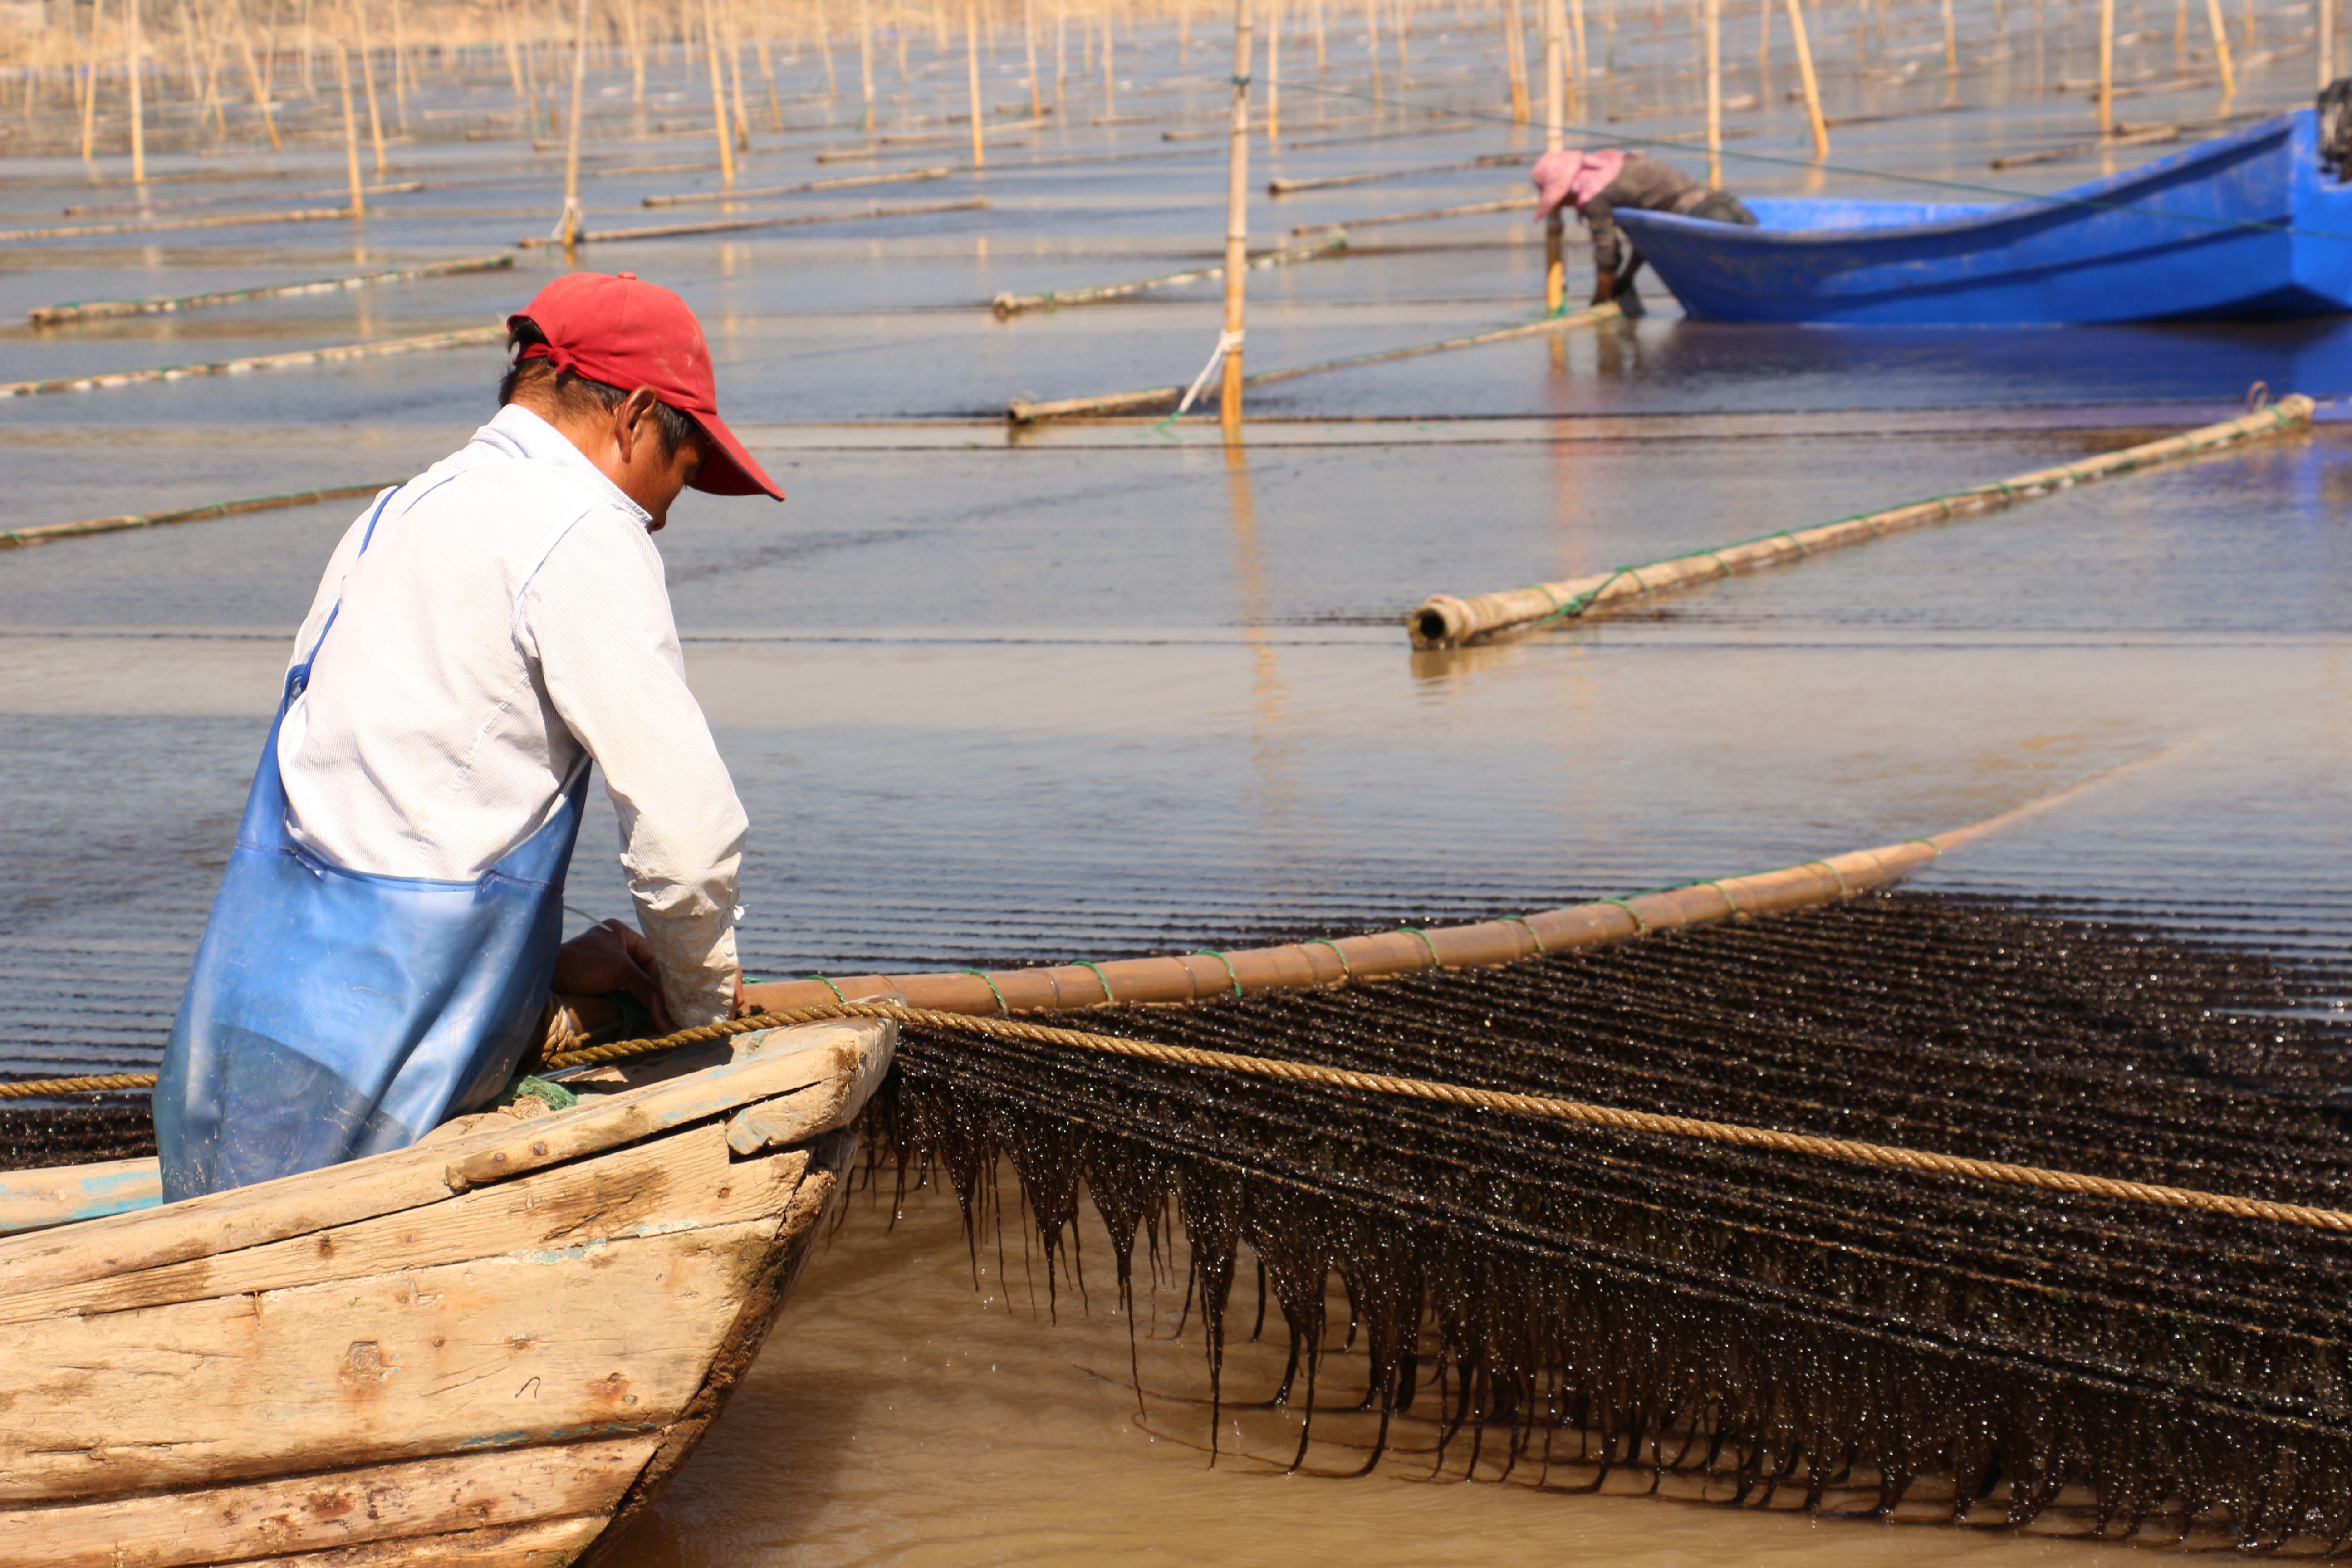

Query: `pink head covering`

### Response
(1532, 148, 1628, 218)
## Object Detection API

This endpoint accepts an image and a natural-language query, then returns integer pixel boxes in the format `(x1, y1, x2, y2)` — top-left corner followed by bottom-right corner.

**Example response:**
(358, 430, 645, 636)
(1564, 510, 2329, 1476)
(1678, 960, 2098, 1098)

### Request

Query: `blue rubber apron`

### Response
(155, 483, 590, 1202)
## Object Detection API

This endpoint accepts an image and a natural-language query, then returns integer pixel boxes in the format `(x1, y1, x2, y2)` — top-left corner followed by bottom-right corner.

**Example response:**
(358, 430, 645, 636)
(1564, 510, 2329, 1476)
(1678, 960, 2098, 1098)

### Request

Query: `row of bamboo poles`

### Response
(7, 0, 2326, 184)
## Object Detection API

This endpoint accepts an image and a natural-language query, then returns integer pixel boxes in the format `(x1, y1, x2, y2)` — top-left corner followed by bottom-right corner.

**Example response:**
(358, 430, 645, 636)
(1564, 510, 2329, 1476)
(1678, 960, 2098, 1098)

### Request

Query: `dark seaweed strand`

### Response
(857, 892, 2352, 1550)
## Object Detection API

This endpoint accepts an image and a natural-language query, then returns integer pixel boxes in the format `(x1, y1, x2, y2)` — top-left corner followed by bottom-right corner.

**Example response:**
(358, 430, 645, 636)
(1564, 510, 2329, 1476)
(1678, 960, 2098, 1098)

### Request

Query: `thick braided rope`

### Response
(548, 1002, 2352, 1235)
(0, 1072, 157, 1099)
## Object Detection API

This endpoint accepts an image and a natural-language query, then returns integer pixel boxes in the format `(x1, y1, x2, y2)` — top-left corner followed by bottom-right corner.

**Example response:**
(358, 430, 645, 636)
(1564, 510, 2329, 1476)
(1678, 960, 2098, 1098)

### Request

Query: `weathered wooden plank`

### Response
(0, 1217, 784, 1504)
(0, 1020, 867, 1298)
(8, 1439, 652, 1568)
(443, 1024, 879, 1191)
(0, 1126, 808, 1328)
(225, 1515, 607, 1566)
(725, 1022, 895, 1156)
(0, 1157, 162, 1237)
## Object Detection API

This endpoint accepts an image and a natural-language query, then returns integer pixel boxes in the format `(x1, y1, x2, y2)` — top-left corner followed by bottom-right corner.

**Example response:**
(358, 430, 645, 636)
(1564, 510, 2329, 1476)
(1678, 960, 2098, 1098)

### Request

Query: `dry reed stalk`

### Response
(2, 324, 504, 398)
(514, 193, 986, 241)
(1408, 396, 2316, 647)
(1221, 0, 1254, 432)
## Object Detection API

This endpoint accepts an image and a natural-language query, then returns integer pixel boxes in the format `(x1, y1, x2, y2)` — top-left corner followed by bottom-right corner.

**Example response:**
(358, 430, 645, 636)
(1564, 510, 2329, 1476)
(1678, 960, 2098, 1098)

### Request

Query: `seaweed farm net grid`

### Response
(858, 892, 2352, 1552)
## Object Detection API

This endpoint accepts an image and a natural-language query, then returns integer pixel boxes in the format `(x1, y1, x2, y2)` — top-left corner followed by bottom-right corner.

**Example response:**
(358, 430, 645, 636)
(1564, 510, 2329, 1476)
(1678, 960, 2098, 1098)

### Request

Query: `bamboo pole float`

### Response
(29, 255, 512, 325)
(80, 0, 103, 164)
(992, 231, 1343, 316)
(513, 194, 987, 243)
(2, 324, 507, 398)
(353, 0, 385, 172)
(1268, 154, 1494, 191)
(2, 482, 402, 550)
(701, 0, 735, 182)
(127, 0, 145, 181)
(2201, 0, 2232, 101)
(333, 31, 365, 213)
(1289, 193, 1529, 231)
(642, 165, 948, 202)
(738, 760, 2166, 1017)
(1009, 301, 1618, 421)
(560, 0, 589, 240)
(1220, 0, 1254, 436)
(1785, 0, 1825, 158)
(965, 2, 984, 165)
(1408, 396, 2316, 648)
(227, 0, 281, 148)
(1703, 0, 1719, 185)
(2096, 0, 2112, 133)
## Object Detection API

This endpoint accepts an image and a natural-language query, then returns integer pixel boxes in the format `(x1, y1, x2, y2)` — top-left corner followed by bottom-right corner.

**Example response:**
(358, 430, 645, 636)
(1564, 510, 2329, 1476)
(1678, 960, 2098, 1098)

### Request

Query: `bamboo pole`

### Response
(80, 0, 105, 162)
(353, 0, 384, 172)
(334, 25, 365, 212)
(560, 0, 590, 240)
(991, 231, 1343, 316)
(1408, 396, 2316, 647)
(1011, 302, 1617, 421)
(627, 0, 647, 101)
(1101, 0, 1114, 117)
(1542, 0, 1563, 311)
(1266, 0, 1279, 143)
(722, 0, 750, 148)
(3, 324, 506, 398)
(856, 0, 873, 128)
(1053, 0, 1064, 103)
(701, 0, 735, 181)
(390, 0, 410, 127)
(1703, 0, 1719, 184)
(2095, 0, 2112, 132)
(1364, 0, 1380, 96)
(1785, 0, 1825, 158)
(513, 194, 986, 242)
(227, 0, 280, 146)
(1220, 0, 1253, 434)
(1756, 0, 1769, 93)
(1288, 194, 1528, 231)
(1504, 0, 1528, 118)
(965, 0, 983, 164)
(28, 255, 513, 325)
(1022, 0, 1040, 115)
(2201, 0, 2232, 101)
(3, 482, 404, 550)
(2322, 0, 2334, 90)
(127, 0, 145, 181)
(755, 0, 780, 129)
(817, 0, 837, 92)
(643, 164, 948, 202)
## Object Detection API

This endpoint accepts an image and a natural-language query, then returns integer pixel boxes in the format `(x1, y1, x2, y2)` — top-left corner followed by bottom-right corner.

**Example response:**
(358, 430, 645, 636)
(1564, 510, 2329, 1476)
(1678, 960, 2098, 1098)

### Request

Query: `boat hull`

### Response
(0, 1019, 893, 1568)
(1615, 110, 2352, 324)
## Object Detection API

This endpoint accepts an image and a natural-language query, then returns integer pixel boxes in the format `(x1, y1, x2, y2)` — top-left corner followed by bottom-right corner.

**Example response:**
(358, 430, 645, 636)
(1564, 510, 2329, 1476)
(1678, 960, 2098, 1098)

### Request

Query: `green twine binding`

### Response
(1599, 896, 1650, 935)
(808, 974, 849, 1004)
(1502, 915, 1547, 955)
(1700, 879, 1747, 916)
(1074, 960, 1118, 1006)
(1808, 860, 1854, 897)
(1910, 836, 1945, 857)
(1305, 937, 1353, 981)
(960, 968, 1011, 1016)
(1193, 948, 1245, 999)
(1398, 926, 1442, 966)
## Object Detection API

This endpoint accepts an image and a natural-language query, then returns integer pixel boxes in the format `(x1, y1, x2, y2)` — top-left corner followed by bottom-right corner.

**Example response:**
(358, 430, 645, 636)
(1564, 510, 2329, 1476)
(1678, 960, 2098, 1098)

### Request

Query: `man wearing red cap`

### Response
(153, 272, 785, 1200)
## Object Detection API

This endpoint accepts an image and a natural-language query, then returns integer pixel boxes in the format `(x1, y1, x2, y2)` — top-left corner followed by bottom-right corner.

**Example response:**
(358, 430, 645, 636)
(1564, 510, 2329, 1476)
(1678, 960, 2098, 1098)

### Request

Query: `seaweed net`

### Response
(858, 891, 2352, 1550)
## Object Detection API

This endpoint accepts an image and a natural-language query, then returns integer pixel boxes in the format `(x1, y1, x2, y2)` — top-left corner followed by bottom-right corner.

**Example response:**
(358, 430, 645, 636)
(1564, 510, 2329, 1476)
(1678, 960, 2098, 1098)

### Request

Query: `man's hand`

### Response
(553, 918, 673, 1034)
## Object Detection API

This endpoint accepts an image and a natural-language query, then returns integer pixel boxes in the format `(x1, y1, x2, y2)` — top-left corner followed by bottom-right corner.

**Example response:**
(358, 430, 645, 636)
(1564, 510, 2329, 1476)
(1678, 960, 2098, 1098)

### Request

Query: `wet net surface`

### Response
(861, 892, 2352, 1551)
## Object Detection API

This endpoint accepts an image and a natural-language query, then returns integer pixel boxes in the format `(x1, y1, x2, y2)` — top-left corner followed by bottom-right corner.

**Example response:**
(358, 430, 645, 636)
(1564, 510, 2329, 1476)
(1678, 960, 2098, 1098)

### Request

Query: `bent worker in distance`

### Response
(153, 270, 783, 1201)
(1534, 147, 1760, 318)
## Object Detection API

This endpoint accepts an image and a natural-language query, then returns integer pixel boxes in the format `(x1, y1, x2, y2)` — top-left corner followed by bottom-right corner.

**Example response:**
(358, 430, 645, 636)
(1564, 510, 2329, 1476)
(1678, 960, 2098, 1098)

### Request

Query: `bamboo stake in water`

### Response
(81, 0, 105, 162)
(2201, 0, 2232, 101)
(1221, 0, 1253, 433)
(1266, 0, 1280, 143)
(353, 0, 384, 172)
(1568, 0, 1586, 101)
(334, 24, 365, 213)
(561, 0, 589, 241)
(1023, 0, 1040, 115)
(1503, 0, 1528, 118)
(2095, 0, 2112, 132)
(856, 0, 874, 130)
(1703, 0, 1719, 185)
(389, 0, 410, 127)
(965, 1, 984, 164)
(701, 0, 735, 181)
(817, 0, 837, 93)
(1755, 0, 1769, 94)
(2321, 0, 2334, 90)
(127, 0, 145, 181)
(1101, 0, 1114, 118)
(1785, 0, 1825, 158)
(228, 0, 281, 147)
(1542, 0, 1564, 312)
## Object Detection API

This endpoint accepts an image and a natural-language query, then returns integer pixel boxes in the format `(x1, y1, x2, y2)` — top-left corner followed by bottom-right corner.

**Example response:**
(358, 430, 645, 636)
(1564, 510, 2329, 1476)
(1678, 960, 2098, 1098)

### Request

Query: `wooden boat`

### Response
(0, 1016, 894, 1568)
(1614, 106, 2352, 323)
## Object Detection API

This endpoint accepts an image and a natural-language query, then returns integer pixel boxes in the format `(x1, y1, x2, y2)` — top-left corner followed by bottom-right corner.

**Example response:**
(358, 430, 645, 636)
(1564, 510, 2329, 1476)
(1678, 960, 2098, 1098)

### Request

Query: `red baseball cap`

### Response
(507, 270, 783, 501)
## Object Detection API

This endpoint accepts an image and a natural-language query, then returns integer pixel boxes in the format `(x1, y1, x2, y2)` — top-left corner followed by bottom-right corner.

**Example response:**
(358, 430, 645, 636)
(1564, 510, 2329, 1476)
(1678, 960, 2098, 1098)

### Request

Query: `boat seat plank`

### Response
(0, 1216, 784, 1505)
(8, 1438, 654, 1568)
(0, 1019, 888, 1299)
(0, 1125, 808, 1328)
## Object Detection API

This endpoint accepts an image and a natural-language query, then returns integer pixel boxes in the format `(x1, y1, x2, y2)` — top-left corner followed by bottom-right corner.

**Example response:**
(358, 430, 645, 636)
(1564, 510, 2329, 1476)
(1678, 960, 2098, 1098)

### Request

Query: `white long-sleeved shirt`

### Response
(279, 402, 747, 1027)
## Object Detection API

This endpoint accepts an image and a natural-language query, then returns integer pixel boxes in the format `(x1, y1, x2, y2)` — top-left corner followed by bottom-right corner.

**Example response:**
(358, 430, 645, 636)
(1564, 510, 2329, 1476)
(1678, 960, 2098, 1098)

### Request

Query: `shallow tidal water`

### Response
(4, 5, 2351, 1558)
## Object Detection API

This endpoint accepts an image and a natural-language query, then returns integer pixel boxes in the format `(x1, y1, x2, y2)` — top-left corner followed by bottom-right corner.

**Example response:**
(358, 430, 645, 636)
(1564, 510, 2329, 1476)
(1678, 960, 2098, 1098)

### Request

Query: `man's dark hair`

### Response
(500, 317, 701, 460)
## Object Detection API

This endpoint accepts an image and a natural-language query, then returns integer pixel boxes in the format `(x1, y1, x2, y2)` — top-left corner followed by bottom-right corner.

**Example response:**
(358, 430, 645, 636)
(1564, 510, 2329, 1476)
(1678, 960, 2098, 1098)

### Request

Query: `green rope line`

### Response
(1599, 896, 1651, 935)
(1699, 879, 1749, 916)
(960, 968, 1012, 1016)
(1699, 549, 1734, 576)
(1305, 936, 1353, 981)
(809, 973, 849, 1004)
(1398, 926, 1444, 967)
(1807, 860, 1855, 898)
(1193, 948, 1245, 998)
(1073, 959, 1118, 1005)
(1269, 77, 2352, 247)
(1911, 837, 1947, 856)
(1502, 914, 1548, 955)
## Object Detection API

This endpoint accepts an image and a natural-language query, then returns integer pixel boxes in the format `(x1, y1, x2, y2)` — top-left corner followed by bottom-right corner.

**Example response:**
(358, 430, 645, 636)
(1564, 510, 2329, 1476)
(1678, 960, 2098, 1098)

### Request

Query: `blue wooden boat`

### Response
(1613, 107, 2352, 324)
